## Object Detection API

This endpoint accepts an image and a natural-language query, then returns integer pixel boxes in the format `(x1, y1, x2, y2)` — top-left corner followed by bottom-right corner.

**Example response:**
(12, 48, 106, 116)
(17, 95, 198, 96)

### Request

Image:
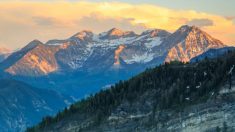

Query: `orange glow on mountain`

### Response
(114, 45, 125, 65)
(109, 28, 125, 36)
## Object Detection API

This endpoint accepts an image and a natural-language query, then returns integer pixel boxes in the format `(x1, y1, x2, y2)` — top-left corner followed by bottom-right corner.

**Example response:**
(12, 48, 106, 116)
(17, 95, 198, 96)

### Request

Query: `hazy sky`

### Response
(0, 0, 234, 49)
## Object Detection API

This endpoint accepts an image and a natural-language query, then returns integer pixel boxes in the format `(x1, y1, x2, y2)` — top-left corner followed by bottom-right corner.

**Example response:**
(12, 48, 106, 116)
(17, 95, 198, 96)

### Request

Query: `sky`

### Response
(0, 0, 234, 50)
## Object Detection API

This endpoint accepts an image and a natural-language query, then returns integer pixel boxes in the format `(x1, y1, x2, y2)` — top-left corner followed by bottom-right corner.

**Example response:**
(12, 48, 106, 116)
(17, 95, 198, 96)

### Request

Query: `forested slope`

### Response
(28, 50, 235, 132)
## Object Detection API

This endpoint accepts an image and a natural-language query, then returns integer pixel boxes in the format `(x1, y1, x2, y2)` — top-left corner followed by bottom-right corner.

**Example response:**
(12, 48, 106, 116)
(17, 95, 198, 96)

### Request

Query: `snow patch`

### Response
(64, 100, 71, 105)
(124, 53, 154, 64)
(145, 37, 162, 48)
(47, 42, 63, 46)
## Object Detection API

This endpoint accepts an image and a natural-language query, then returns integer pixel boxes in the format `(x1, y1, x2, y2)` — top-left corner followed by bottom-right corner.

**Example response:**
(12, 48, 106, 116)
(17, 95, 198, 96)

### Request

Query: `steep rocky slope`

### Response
(164, 25, 225, 62)
(2, 40, 69, 76)
(28, 49, 235, 132)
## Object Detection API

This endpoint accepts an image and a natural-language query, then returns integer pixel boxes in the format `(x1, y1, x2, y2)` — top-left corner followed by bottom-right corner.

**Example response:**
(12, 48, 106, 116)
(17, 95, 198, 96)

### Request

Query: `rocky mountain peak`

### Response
(100, 28, 137, 39)
(22, 39, 43, 52)
(164, 25, 225, 62)
(175, 25, 212, 38)
(179, 25, 225, 47)
(109, 28, 124, 35)
(28, 39, 43, 45)
(141, 29, 171, 38)
(71, 30, 94, 41)
(176, 25, 199, 32)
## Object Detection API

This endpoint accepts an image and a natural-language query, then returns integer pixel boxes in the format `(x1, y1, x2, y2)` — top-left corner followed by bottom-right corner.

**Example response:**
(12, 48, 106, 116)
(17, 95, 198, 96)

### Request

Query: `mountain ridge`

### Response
(0, 25, 225, 77)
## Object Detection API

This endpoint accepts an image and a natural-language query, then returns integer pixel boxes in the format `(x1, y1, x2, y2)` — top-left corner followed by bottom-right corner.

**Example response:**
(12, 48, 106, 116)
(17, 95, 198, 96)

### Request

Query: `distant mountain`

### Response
(0, 79, 73, 132)
(190, 46, 235, 62)
(1, 40, 66, 76)
(0, 25, 230, 131)
(1, 25, 225, 77)
(0, 25, 226, 97)
(1, 28, 171, 76)
(29, 48, 235, 132)
(0, 47, 11, 62)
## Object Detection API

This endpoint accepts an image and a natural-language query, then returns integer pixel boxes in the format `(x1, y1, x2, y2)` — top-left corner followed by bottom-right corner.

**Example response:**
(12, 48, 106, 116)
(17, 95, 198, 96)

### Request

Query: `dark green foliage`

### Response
(216, 126, 221, 132)
(27, 50, 235, 131)
(223, 122, 228, 132)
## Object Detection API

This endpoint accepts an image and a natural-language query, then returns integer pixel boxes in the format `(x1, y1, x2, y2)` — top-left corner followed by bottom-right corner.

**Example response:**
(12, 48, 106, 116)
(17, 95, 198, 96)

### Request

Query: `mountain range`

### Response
(0, 25, 225, 76)
(0, 25, 226, 97)
(0, 25, 232, 131)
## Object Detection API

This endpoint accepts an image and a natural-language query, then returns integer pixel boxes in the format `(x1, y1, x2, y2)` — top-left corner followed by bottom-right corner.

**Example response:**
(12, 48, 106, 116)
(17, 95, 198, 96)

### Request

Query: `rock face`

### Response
(164, 25, 225, 62)
(93, 98, 235, 132)
(52, 92, 235, 132)
(0, 25, 225, 77)
(3, 40, 69, 76)
(0, 79, 73, 132)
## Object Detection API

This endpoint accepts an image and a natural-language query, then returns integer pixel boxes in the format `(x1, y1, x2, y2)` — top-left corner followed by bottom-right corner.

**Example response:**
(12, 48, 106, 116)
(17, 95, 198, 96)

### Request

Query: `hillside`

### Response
(0, 79, 73, 132)
(28, 49, 235, 131)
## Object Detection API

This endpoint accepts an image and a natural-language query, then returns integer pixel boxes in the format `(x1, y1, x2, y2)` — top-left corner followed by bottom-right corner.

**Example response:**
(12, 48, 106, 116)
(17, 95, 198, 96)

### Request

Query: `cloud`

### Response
(225, 16, 235, 20)
(186, 19, 214, 27)
(0, 1, 234, 49)
(76, 14, 146, 33)
(32, 17, 57, 26)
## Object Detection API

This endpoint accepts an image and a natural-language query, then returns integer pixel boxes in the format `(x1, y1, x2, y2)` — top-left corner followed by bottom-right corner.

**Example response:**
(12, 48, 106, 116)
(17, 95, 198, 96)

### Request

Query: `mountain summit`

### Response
(71, 30, 94, 41)
(100, 28, 137, 39)
(164, 25, 225, 62)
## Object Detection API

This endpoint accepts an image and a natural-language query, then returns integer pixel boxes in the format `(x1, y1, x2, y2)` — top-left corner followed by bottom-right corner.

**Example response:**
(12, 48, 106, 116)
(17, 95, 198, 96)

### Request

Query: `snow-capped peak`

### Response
(3, 25, 226, 76)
